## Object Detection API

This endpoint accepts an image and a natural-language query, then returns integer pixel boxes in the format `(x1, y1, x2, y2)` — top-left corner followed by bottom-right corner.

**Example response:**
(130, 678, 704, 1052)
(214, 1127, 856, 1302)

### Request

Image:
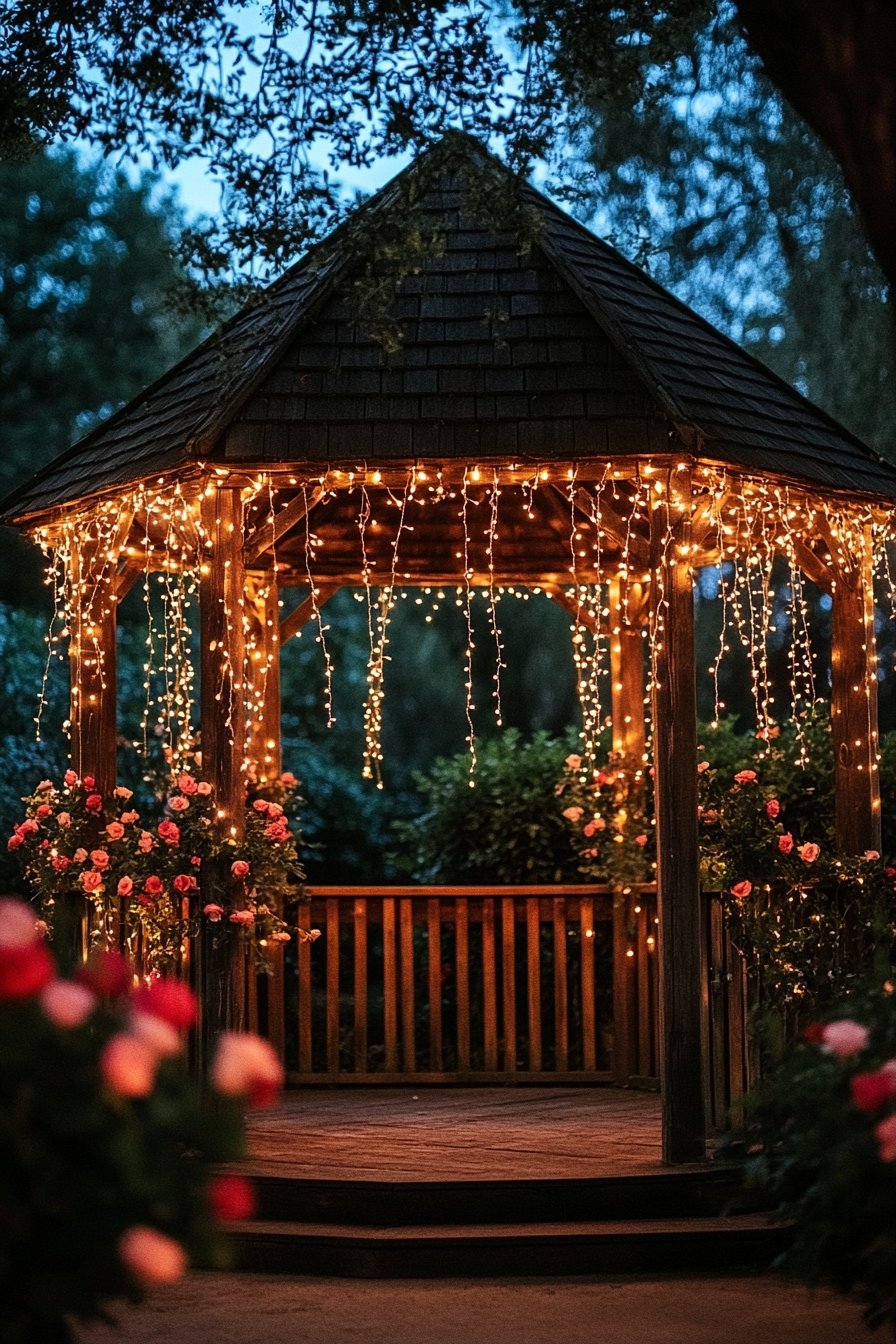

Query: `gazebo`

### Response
(5, 134, 896, 1164)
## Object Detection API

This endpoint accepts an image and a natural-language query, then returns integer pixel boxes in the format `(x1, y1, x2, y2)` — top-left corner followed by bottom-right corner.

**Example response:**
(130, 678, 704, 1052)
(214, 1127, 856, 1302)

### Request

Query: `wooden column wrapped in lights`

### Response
(649, 470, 707, 1164)
(244, 571, 282, 784)
(197, 483, 248, 1053)
(67, 514, 133, 795)
(829, 521, 882, 854)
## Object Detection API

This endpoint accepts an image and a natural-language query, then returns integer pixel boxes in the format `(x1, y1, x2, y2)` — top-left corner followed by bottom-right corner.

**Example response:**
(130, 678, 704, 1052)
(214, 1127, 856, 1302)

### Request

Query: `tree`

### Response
(2, 1, 892, 298)
(0, 148, 205, 604)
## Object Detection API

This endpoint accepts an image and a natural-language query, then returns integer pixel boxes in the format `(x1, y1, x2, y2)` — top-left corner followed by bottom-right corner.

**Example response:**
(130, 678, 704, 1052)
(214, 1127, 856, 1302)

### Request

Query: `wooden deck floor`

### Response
(246, 1086, 665, 1181)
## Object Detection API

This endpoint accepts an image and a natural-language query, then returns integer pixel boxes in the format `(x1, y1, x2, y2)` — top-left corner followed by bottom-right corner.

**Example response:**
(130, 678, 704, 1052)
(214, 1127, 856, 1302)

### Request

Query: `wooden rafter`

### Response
(244, 485, 326, 566)
(279, 585, 341, 644)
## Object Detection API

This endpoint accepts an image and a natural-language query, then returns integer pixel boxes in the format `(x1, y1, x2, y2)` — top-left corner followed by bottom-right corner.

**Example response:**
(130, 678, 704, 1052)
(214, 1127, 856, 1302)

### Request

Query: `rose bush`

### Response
(8, 770, 305, 973)
(746, 983, 896, 1334)
(0, 896, 282, 1344)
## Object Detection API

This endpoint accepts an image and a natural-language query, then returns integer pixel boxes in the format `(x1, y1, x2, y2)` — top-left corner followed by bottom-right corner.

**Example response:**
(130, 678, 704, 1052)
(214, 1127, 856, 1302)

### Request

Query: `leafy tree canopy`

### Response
(4, 0, 892, 297)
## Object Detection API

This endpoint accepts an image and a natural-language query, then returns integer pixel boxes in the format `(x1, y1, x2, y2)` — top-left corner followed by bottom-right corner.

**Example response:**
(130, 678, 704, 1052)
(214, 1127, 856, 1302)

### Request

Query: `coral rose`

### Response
(117, 877, 134, 898)
(778, 833, 794, 854)
(130, 1011, 181, 1059)
(211, 1031, 284, 1108)
(734, 770, 757, 784)
(100, 1033, 157, 1096)
(765, 799, 780, 819)
(118, 1225, 187, 1288)
(231, 860, 250, 880)
(64, 769, 78, 787)
(229, 909, 255, 927)
(196, 781, 212, 796)
(169, 796, 190, 813)
(203, 903, 224, 922)
(106, 822, 125, 841)
(80, 869, 104, 893)
(172, 873, 196, 894)
(90, 848, 110, 870)
(176, 773, 198, 794)
(157, 820, 180, 845)
(562, 806, 583, 823)
(797, 842, 820, 865)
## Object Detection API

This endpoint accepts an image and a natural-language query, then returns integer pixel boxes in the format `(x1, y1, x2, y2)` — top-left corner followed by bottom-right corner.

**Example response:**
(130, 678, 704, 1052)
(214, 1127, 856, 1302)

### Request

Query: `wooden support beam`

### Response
(608, 576, 647, 761)
(199, 485, 247, 833)
(244, 572, 282, 784)
(244, 485, 325, 566)
(650, 474, 707, 1164)
(831, 525, 881, 853)
(571, 486, 651, 570)
(279, 585, 340, 645)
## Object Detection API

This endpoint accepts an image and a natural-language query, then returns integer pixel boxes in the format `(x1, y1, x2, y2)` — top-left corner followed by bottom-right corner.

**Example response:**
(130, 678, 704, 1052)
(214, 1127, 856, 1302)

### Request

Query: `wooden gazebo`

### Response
(5, 135, 896, 1163)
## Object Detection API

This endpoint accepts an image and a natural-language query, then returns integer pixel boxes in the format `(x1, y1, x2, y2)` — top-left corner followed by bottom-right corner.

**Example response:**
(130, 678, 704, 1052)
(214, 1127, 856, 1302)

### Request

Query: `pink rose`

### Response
(176, 773, 198, 795)
(266, 802, 284, 819)
(196, 781, 212, 796)
(211, 1031, 284, 1107)
(231, 860, 250, 879)
(40, 979, 96, 1029)
(173, 873, 196, 894)
(264, 822, 288, 842)
(117, 877, 134, 897)
(57, 811, 71, 828)
(169, 796, 190, 813)
(778, 833, 794, 854)
(876, 1114, 896, 1163)
(130, 1011, 181, 1058)
(138, 831, 154, 853)
(798, 842, 820, 865)
(80, 869, 104, 893)
(697, 761, 710, 773)
(203, 903, 224, 922)
(157, 820, 180, 846)
(864, 850, 881, 862)
(106, 822, 125, 841)
(118, 1225, 187, 1288)
(252, 799, 270, 814)
(565, 754, 582, 771)
(90, 848, 110, 870)
(37, 780, 54, 792)
(64, 769, 78, 787)
(101, 1033, 157, 1096)
(279, 772, 297, 788)
(85, 793, 103, 814)
(73, 847, 88, 863)
(191, 855, 202, 867)
(765, 799, 780, 819)
(0, 897, 42, 949)
(731, 881, 752, 901)
(734, 770, 757, 784)
(822, 1019, 870, 1058)
(563, 806, 584, 823)
(229, 909, 255, 927)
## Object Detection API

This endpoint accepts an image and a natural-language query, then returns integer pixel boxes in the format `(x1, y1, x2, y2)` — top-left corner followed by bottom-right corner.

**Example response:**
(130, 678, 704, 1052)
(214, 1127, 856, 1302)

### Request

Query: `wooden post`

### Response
(197, 484, 248, 1060)
(650, 473, 707, 1163)
(830, 525, 881, 854)
(244, 571, 282, 783)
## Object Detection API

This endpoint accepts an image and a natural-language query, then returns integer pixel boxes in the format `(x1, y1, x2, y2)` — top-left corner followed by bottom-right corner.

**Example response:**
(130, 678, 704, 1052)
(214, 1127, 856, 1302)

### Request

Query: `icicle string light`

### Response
(460, 470, 477, 780)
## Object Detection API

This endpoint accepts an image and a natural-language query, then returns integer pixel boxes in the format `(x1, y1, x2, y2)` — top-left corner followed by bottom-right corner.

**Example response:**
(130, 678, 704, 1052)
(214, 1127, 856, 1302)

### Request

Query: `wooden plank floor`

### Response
(246, 1087, 665, 1181)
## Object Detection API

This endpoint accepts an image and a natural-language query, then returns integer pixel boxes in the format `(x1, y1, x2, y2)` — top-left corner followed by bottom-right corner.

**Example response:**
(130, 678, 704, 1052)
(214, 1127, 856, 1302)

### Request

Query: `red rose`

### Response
(7, 834, 23, 851)
(85, 794, 103, 813)
(172, 873, 195, 894)
(801, 1022, 826, 1045)
(132, 978, 198, 1030)
(851, 1071, 896, 1113)
(208, 1173, 257, 1222)
(157, 820, 180, 846)
(778, 833, 794, 855)
(0, 941, 54, 999)
(77, 948, 132, 997)
(765, 799, 780, 820)
(144, 875, 164, 896)
(82, 775, 96, 791)
(36, 804, 52, 819)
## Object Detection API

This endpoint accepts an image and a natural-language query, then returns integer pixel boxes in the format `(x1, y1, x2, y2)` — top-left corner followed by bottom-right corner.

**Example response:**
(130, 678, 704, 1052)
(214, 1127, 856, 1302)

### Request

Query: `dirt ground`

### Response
(76, 1271, 872, 1344)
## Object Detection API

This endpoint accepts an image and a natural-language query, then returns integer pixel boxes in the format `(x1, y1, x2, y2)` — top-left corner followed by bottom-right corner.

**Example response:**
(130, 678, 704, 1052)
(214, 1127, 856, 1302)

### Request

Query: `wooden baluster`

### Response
(400, 898, 416, 1070)
(482, 898, 498, 1071)
(455, 897, 471, 1072)
(553, 896, 568, 1072)
(382, 897, 399, 1073)
(297, 902, 313, 1074)
(427, 898, 443, 1071)
(354, 897, 368, 1072)
(266, 943, 286, 1067)
(246, 947, 259, 1033)
(613, 889, 636, 1083)
(580, 895, 596, 1072)
(637, 902, 651, 1075)
(501, 896, 517, 1075)
(326, 897, 340, 1076)
(526, 897, 542, 1073)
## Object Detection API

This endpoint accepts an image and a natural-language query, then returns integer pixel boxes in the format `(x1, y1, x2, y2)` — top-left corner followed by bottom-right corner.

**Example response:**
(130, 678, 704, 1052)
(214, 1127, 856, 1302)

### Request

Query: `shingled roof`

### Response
(6, 133, 896, 523)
